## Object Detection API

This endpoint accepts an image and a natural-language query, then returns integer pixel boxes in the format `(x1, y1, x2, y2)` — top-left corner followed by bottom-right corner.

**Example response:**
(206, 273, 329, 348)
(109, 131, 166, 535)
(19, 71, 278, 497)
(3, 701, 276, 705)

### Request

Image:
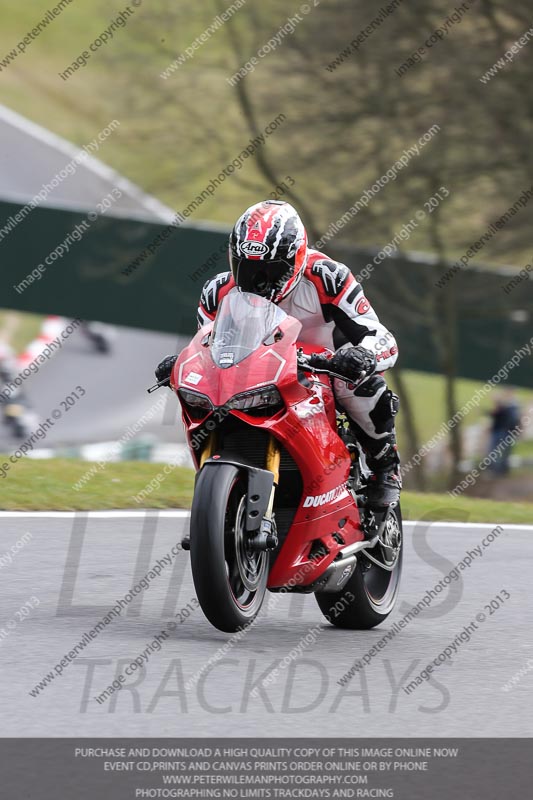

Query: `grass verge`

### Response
(400, 491, 531, 526)
(0, 456, 195, 511)
(0, 456, 531, 523)
(0, 309, 44, 354)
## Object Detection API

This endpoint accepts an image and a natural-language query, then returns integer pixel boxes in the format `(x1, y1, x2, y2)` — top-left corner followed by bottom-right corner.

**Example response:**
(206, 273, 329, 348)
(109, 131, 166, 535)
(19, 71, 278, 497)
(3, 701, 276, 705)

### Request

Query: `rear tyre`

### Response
(315, 505, 403, 629)
(190, 463, 268, 633)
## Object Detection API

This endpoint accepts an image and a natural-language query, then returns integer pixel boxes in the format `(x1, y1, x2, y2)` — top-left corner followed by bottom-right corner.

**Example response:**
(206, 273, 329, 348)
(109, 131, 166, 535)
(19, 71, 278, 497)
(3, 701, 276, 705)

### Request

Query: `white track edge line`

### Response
(0, 511, 531, 530)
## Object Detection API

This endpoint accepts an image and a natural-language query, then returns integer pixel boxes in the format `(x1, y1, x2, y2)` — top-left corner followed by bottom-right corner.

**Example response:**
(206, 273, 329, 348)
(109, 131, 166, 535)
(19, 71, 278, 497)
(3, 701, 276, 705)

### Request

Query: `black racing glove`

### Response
(155, 354, 178, 387)
(331, 346, 376, 381)
(307, 352, 333, 371)
(309, 346, 376, 382)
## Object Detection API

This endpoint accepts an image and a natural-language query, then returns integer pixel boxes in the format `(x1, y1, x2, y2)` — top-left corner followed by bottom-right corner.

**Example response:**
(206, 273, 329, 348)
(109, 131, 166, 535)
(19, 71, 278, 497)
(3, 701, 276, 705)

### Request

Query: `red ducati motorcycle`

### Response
(156, 288, 402, 633)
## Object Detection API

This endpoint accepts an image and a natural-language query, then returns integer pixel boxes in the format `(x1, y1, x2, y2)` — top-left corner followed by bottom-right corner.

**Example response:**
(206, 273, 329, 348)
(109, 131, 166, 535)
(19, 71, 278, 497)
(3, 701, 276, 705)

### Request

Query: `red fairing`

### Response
(173, 296, 364, 590)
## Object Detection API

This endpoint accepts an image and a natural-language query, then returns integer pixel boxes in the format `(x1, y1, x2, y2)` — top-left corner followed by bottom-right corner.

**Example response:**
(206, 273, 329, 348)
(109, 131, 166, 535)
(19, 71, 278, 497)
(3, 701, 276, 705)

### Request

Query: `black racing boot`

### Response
(364, 440, 402, 511)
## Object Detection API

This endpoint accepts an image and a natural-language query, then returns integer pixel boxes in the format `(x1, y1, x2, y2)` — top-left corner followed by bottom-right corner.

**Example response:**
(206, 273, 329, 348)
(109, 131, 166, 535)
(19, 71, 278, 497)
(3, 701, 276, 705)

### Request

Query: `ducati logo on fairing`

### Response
(240, 240, 269, 256)
(303, 484, 349, 507)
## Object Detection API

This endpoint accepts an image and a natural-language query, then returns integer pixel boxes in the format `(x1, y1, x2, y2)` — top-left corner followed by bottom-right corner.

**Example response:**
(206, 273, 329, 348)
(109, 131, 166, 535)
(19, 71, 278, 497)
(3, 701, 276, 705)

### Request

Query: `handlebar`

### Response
(297, 351, 368, 387)
(147, 379, 170, 394)
(147, 352, 368, 393)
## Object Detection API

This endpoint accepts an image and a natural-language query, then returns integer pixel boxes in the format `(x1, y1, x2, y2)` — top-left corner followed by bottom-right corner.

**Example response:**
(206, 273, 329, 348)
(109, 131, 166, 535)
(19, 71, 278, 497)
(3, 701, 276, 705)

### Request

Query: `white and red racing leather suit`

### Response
(197, 249, 399, 464)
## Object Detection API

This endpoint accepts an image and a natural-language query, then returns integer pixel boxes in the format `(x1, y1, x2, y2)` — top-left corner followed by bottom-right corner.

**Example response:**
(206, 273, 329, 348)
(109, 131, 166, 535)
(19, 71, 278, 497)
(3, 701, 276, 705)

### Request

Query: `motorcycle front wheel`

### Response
(190, 463, 268, 633)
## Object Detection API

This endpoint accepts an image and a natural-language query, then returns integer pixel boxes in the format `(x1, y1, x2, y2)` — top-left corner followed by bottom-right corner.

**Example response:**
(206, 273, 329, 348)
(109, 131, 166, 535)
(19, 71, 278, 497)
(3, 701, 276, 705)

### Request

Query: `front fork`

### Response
(199, 431, 280, 489)
(264, 434, 281, 517)
(199, 432, 216, 467)
(253, 434, 280, 551)
(198, 431, 280, 551)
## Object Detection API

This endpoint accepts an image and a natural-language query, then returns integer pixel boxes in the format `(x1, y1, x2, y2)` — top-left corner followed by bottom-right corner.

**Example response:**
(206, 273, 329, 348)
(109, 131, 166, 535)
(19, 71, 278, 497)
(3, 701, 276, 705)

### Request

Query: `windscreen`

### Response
(211, 288, 287, 368)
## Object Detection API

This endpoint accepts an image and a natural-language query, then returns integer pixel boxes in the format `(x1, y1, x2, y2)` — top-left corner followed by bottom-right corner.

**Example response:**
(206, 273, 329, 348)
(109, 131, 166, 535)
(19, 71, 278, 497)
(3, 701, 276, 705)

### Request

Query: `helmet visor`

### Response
(231, 256, 295, 299)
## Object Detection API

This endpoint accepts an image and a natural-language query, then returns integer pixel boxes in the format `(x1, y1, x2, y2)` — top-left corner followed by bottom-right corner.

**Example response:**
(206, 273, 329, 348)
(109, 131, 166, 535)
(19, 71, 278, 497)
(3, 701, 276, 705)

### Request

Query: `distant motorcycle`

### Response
(81, 321, 114, 354)
(150, 289, 403, 633)
(0, 372, 32, 439)
(3, 403, 30, 438)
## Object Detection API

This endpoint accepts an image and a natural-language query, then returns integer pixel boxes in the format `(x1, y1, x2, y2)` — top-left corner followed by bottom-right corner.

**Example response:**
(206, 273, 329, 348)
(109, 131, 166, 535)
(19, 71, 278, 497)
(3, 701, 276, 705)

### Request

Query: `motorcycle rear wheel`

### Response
(190, 463, 268, 633)
(315, 505, 403, 629)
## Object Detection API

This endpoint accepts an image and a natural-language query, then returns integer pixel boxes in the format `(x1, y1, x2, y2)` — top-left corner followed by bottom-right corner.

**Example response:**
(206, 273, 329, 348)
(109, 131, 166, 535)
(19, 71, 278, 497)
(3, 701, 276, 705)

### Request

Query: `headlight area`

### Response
(179, 385, 284, 423)
(228, 385, 284, 417)
(178, 389, 213, 421)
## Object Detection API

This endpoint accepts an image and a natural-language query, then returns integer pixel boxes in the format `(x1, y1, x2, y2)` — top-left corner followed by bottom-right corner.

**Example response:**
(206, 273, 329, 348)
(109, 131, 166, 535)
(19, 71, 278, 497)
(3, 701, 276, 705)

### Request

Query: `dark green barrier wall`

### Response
(0, 201, 213, 334)
(1, 201, 531, 386)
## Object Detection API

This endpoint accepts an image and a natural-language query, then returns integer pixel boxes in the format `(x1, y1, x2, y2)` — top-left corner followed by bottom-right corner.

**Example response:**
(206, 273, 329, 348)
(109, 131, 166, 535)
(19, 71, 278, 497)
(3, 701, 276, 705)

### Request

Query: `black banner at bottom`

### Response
(1, 738, 530, 799)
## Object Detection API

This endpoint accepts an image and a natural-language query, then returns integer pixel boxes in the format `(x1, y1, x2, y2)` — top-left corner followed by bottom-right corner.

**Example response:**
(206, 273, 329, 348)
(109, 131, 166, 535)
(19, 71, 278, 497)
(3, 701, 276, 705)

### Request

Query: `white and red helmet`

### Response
(229, 200, 308, 303)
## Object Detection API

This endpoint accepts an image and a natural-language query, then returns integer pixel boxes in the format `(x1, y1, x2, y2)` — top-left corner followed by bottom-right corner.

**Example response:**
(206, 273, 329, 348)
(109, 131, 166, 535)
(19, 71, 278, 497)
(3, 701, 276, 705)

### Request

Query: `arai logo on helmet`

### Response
(240, 240, 270, 257)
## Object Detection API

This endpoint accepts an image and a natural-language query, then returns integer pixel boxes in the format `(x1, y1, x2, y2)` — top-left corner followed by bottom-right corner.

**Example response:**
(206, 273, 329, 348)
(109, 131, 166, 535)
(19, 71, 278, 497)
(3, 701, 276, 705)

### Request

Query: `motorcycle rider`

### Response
(156, 200, 401, 510)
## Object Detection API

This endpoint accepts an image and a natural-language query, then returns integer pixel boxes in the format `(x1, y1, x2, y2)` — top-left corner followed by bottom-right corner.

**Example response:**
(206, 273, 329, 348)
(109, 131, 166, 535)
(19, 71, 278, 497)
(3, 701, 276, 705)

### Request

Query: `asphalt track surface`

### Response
(0, 103, 175, 219)
(0, 323, 188, 452)
(1, 512, 531, 737)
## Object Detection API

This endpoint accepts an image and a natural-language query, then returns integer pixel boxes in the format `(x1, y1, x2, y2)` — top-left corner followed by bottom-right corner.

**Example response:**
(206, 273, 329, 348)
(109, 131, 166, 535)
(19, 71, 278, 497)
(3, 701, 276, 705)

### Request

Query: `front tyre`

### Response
(315, 505, 403, 629)
(190, 463, 268, 633)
